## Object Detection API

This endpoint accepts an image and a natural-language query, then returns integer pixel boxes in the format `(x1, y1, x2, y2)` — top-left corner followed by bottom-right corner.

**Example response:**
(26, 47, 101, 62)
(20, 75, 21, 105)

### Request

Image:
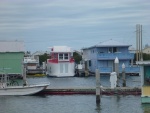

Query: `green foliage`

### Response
(133, 53, 150, 61)
(143, 53, 150, 60)
(39, 53, 49, 65)
(73, 52, 82, 64)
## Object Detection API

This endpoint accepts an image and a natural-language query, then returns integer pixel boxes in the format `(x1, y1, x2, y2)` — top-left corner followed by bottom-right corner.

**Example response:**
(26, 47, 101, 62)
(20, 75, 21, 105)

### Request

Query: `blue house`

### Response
(82, 39, 140, 74)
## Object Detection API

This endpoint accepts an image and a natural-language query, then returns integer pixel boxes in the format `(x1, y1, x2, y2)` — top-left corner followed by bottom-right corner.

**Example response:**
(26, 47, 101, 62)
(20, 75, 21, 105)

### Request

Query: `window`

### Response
(108, 48, 112, 53)
(64, 53, 69, 60)
(59, 54, 63, 60)
(113, 47, 117, 53)
(58, 53, 69, 61)
(108, 47, 117, 53)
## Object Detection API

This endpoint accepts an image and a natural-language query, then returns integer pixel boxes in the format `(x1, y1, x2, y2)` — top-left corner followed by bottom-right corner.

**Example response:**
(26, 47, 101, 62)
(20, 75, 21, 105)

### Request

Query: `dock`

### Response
(39, 87, 141, 95)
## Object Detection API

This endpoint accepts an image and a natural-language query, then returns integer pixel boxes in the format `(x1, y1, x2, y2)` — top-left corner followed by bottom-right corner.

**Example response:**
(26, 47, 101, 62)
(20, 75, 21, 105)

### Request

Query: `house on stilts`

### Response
(81, 39, 140, 75)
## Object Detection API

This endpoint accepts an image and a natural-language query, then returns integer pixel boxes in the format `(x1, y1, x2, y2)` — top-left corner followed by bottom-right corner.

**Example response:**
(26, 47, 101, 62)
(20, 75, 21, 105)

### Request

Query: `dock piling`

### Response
(96, 69, 101, 105)
(122, 63, 126, 87)
(85, 61, 89, 76)
(114, 57, 119, 87)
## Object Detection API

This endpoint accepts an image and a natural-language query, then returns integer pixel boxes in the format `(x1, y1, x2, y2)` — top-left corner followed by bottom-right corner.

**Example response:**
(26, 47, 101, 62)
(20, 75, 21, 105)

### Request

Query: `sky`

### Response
(0, 0, 150, 53)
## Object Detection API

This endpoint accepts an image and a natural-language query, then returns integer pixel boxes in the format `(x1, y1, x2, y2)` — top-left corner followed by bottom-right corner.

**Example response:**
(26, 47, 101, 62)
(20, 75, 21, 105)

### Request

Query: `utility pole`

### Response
(136, 24, 143, 61)
(140, 25, 143, 61)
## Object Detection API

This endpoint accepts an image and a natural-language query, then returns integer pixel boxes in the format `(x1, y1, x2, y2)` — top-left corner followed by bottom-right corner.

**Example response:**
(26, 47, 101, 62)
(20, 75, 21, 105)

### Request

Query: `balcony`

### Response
(97, 53, 134, 60)
(98, 66, 140, 73)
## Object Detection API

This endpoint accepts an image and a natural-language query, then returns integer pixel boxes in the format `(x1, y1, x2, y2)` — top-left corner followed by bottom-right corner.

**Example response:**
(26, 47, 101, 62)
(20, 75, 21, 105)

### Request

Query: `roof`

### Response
(82, 39, 131, 49)
(143, 47, 150, 51)
(129, 46, 136, 51)
(32, 51, 50, 56)
(0, 40, 25, 52)
(50, 46, 73, 52)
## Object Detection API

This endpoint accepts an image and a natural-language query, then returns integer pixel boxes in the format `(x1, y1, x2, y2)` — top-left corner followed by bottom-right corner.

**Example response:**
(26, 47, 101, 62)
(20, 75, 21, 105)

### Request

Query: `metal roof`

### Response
(82, 39, 131, 49)
(95, 39, 131, 47)
(49, 46, 73, 52)
(0, 40, 25, 52)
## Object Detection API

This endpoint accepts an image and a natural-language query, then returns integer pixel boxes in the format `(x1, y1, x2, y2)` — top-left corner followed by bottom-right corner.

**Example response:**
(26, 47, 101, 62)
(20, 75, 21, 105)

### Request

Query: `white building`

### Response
(143, 47, 150, 54)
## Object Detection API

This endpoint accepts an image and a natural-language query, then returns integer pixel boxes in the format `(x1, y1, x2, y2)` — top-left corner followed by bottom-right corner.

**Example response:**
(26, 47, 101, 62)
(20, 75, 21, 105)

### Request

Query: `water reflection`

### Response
(110, 96, 120, 113)
(95, 103, 101, 113)
(142, 104, 150, 113)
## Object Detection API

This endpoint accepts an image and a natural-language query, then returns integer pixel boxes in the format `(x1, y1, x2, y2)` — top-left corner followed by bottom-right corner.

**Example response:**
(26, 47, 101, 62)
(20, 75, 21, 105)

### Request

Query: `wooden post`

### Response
(4, 73, 7, 88)
(114, 57, 119, 87)
(96, 69, 100, 104)
(122, 63, 126, 87)
(85, 61, 88, 76)
(23, 65, 28, 86)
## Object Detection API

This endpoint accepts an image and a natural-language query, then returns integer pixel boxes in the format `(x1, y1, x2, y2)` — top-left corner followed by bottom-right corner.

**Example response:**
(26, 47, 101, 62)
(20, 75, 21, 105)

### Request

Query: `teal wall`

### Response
(0, 52, 24, 74)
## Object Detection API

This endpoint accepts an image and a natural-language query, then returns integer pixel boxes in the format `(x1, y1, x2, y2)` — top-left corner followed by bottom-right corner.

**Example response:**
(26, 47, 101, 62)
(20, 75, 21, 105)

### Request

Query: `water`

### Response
(0, 75, 146, 113)
(0, 95, 149, 113)
(27, 75, 141, 88)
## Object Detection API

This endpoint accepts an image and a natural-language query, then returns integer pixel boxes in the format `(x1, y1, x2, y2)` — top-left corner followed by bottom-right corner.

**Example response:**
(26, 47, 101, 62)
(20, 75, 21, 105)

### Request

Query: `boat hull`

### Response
(0, 83, 49, 96)
(47, 62, 75, 77)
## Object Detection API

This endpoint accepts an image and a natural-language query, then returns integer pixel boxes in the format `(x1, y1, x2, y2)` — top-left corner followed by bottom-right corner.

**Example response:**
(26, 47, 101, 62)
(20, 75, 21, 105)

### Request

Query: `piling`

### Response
(85, 61, 89, 76)
(122, 63, 126, 87)
(96, 69, 101, 104)
(23, 66, 28, 86)
(42, 62, 46, 74)
(114, 57, 119, 87)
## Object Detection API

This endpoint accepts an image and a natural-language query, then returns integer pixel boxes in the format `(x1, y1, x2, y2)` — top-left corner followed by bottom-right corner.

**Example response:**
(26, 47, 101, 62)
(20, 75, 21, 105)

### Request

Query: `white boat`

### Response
(24, 56, 39, 70)
(0, 83, 49, 96)
(0, 69, 50, 96)
(46, 46, 75, 77)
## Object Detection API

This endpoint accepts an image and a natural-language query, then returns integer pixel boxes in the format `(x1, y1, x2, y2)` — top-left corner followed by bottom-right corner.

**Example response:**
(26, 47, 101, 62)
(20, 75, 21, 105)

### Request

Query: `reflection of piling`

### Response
(114, 57, 119, 87)
(122, 63, 126, 87)
(85, 61, 89, 76)
(96, 69, 101, 105)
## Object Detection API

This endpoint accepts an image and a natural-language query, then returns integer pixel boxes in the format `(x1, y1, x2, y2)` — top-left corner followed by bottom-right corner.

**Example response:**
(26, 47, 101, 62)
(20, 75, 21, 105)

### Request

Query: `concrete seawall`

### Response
(38, 87, 141, 95)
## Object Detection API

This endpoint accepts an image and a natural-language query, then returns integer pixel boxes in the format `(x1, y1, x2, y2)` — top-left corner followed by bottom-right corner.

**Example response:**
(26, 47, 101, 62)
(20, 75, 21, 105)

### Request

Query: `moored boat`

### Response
(0, 83, 49, 96)
(0, 69, 50, 96)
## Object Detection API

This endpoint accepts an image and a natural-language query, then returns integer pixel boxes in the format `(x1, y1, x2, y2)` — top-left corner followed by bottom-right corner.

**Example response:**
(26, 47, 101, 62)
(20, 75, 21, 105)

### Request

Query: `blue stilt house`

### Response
(82, 39, 140, 74)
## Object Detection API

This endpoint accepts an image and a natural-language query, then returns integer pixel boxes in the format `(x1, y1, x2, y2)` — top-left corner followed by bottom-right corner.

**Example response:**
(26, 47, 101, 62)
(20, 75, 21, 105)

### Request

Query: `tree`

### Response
(143, 53, 150, 60)
(73, 52, 82, 64)
(133, 53, 150, 61)
(39, 53, 49, 65)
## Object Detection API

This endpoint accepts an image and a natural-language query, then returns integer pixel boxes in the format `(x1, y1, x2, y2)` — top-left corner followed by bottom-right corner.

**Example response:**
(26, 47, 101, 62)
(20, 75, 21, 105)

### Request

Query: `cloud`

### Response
(0, 0, 150, 32)
(0, 0, 150, 52)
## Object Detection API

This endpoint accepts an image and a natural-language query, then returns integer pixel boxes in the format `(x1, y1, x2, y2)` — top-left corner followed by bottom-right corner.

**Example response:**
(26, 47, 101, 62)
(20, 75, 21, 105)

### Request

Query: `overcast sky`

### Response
(0, 0, 150, 52)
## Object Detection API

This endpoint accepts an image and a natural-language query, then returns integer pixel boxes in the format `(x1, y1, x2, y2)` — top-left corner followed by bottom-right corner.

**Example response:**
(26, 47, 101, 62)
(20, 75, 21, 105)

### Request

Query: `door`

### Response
(60, 63, 68, 73)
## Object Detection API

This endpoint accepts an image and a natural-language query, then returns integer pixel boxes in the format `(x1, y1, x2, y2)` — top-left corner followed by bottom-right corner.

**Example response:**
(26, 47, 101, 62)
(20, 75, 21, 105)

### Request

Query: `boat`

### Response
(24, 56, 41, 74)
(46, 46, 75, 77)
(0, 83, 49, 96)
(0, 69, 50, 96)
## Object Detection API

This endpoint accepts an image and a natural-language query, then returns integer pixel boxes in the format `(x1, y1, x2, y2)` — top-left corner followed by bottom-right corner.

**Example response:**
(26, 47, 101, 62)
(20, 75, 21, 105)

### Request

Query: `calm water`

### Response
(1, 75, 147, 113)
(0, 95, 149, 113)
(27, 75, 141, 88)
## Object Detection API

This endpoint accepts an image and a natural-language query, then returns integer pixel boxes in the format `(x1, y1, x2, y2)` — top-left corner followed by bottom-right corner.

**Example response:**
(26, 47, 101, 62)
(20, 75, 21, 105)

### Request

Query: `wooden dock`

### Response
(38, 87, 141, 95)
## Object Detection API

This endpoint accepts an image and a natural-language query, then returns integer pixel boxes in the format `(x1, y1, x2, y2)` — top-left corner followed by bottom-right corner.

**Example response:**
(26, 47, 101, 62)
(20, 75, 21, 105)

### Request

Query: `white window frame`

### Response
(58, 53, 69, 61)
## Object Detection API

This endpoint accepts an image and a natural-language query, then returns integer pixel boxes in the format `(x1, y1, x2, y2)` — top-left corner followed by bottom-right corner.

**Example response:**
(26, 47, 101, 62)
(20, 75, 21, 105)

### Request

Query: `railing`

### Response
(98, 66, 140, 73)
(97, 53, 134, 60)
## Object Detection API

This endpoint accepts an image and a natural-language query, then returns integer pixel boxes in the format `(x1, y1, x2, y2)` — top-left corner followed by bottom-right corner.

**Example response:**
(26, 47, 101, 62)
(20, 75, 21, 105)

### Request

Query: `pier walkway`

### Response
(39, 87, 141, 95)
